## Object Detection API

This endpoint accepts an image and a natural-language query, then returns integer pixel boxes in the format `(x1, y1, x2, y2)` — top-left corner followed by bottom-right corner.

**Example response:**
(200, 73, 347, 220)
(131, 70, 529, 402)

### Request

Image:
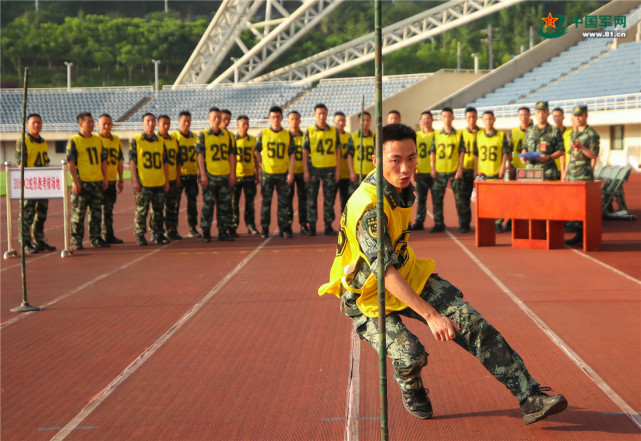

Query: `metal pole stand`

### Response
(3, 162, 18, 259)
(10, 301, 41, 313)
(60, 160, 73, 258)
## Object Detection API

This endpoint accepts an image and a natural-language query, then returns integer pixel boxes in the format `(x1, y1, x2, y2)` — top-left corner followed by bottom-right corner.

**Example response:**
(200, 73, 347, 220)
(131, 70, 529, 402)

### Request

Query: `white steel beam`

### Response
(209, 0, 345, 86)
(252, 0, 523, 85)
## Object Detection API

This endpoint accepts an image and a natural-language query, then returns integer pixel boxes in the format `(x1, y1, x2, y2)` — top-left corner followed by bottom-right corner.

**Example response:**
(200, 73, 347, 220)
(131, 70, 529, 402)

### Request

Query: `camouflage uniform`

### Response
(288, 130, 307, 228)
(522, 124, 564, 181)
(308, 170, 338, 226)
(200, 176, 233, 235)
(16, 134, 50, 244)
(430, 129, 468, 228)
(175, 130, 200, 233)
(566, 125, 600, 182)
(339, 175, 540, 401)
(232, 177, 257, 230)
(414, 173, 433, 225)
(160, 133, 183, 237)
(260, 172, 291, 233)
(460, 128, 478, 227)
(102, 182, 118, 239)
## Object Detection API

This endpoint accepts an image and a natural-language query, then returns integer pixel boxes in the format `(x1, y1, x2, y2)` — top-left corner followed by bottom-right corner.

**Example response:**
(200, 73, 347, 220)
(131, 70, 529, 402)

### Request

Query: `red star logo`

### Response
(542, 13, 559, 28)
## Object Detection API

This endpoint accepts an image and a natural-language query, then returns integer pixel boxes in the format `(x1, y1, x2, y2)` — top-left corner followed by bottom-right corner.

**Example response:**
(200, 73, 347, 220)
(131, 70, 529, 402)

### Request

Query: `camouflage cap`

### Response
(572, 105, 588, 115)
(535, 101, 549, 110)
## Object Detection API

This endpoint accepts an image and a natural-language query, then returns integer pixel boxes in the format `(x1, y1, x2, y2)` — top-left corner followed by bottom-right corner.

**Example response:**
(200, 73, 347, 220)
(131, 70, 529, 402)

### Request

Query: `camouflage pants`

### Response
(102, 181, 118, 239)
(164, 181, 181, 235)
(71, 181, 104, 244)
(179, 175, 199, 229)
(134, 186, 165, 237)
(288, 173, 307, 226)
(20, 199, 48, 243)
(414, 173, 433, 224)
(345, 273, 539, 402)
(232, 176, 257, 230)
(432, 172, 468, 227)
(200, 175, 232, 235)
(334, 178, 356, 214)
(261, 172, 291, 232)
(307, 169, 337, 226)
(460, 168, 474, 225)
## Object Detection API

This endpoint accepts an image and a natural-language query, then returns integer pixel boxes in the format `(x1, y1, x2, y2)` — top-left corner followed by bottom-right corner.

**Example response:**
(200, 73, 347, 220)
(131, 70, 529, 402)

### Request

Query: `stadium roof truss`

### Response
(174, 0, 346, 88)
(175, 0, 522, 88)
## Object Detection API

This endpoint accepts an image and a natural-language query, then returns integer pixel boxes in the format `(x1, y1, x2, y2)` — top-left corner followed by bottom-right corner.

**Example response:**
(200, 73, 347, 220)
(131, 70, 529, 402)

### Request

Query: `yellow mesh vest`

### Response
(461, 129, 477, 170)
(511, 127, 527, 169)
(68, 134, 104, 182)
(100, 135, 122, 181)
(260, 128, 291, 174)
(433, 130, 463, 173)
(416, 131, 434, 174)
(161, 133, 179, 181)
(352, 131, 375, 176)
(133, 134, 166, 187)
(339, 132, 352, 179)
(201, 129, 232, 176)
(20, 136, 49, 167)
(476, 131, 505, 177)
(174, 130, 198, 176)
(560, 127, 572, 170)
(235, 135, 257, 178)
(318, 179, 435, 318)
(308, 125, 338, 168)
(290, 132, 304, 174)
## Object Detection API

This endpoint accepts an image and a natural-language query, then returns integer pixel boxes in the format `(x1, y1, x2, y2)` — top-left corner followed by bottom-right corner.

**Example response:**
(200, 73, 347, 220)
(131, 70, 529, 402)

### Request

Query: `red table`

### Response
(475, 180, 602, 251)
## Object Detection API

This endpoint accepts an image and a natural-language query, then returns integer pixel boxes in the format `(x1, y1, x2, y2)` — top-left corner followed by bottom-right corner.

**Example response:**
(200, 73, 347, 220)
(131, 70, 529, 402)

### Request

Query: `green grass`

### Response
(0, 170, 131, 197)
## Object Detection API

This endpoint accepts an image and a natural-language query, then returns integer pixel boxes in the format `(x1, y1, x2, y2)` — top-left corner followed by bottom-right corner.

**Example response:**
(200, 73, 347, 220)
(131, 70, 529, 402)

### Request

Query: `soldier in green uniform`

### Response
(286, 110, 309, 235)
(333, 111, 356, 212)
(97, 113, 124, 245)
(521, 101, 564, 181)
(411, 110, 435, 231)
(67, 112, 109, 250)
(564, 105, 600, 245)
(174, 111, 201, 238)
(157, 115, 183, 241)
(16, 113, 56, 254)
(319, 123, 567, 424)
(232, 115, 259, 235)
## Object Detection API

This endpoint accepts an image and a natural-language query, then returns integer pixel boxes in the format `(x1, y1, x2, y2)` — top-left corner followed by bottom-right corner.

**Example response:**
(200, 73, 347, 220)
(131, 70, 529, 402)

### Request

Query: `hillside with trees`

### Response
(0, 1, 600, 89)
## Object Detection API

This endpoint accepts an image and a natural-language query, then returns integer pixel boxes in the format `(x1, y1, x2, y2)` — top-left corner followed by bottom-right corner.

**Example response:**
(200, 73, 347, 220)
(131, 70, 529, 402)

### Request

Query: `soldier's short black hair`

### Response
(441, 107, 454, 115)
(99, 113, 113, 120)
(552, 107, 564, 114)
(178, 110, 191, 118)
(269, 106, 283, 115)
(359, 111, 371, 118)
(334, 111, 346, 117)
(237, 115, 249, 122)
(288, 110, 300, 117)
(387, 109, 401, 117)
(209, 106, 221, 113)
(27, 113, 42, 122)
(465, 106, 477, 114)
(314, 103, 327, 111)
(482, 110, 495, 117)
(142, 112, 155, 121)
(221, 109, 232, 116)
(77, 112, 92, 123)
(517, 106, 530, 114)
(382, 123, 416, 147)
(158, 114, 170, 122)
(420, 110, 432, 117)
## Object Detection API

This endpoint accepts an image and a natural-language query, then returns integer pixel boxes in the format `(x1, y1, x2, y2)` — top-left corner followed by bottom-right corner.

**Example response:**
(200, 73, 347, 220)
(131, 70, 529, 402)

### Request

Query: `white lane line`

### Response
(50, 235, 273, 441)
(567, 246, 641, 286)
(445, 229, 641, 430)
(345, 324, 360, 441)
(1, 246, 165, 329)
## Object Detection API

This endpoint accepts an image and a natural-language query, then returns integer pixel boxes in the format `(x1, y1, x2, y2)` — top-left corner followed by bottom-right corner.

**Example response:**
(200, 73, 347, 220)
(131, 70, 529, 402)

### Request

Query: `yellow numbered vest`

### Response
(511, 126, 527, 169)
(352, 131, 375, 176)
(67, 134, 104, 182)
(201, 129, 233, 176)
(339, 132, 353, 180)
(290, 132, 304, 174)
(173, 130, 198, 176)
(235, 134, 257, 178)
(461, 129, 477, 170)
(100, 135, 123, 182)
(260, 128, 291, 174)
(416, 131, 434, 174)
(307, 125, 339, 169)
(19, 135, 49, 167)
(318, 178, 435, 318)
(160, 133, 179, 181)
(560, 127, 572, 170)
(433, 129, 463, 173)
(132, 134, 166, 187)
(476, 131, 505, 177)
